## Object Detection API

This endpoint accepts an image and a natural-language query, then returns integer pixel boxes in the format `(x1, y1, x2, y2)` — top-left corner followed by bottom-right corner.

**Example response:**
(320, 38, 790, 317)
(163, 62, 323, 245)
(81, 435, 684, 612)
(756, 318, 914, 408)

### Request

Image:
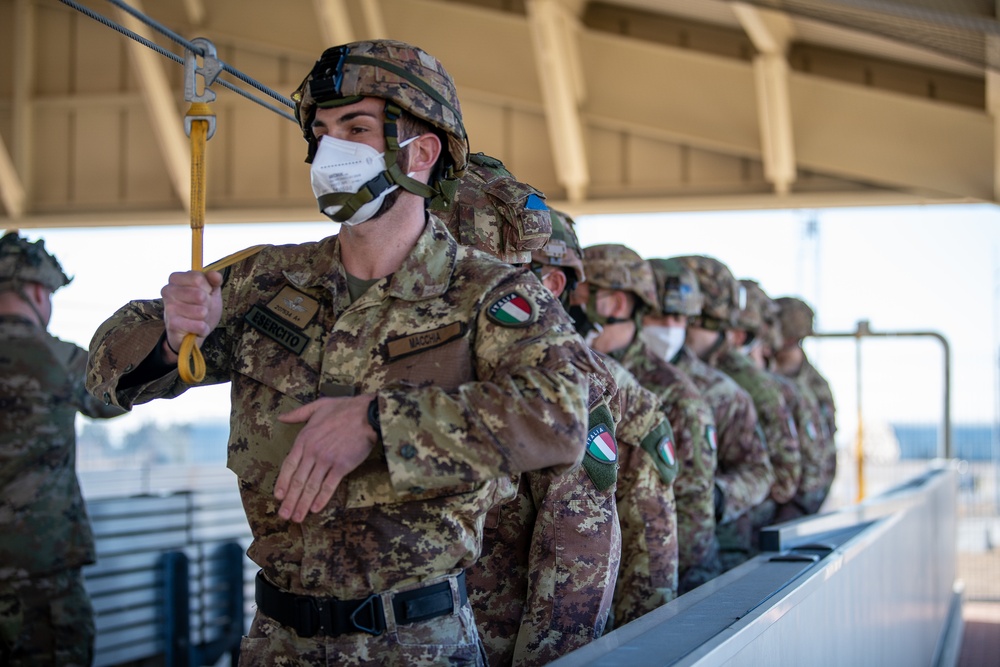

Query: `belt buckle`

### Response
(349, 594, 384, 636)
(294, 596, 321, 638)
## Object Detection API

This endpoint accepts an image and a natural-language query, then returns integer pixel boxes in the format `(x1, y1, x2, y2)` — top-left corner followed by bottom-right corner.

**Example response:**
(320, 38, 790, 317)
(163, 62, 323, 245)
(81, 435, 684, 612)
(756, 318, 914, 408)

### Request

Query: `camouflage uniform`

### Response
(714, 280, 802, 557)
(88, 41, 593, 666)
(580, 245, 715, 597)
(771, 374, 827, 521)
(668, 256, 773, 570)
(0, 233, 124, 666)
(610, 339, 719, 594)
(776, 297, 838, 513)
(443, 162, 621, 667)
(602, 354, 678, 626)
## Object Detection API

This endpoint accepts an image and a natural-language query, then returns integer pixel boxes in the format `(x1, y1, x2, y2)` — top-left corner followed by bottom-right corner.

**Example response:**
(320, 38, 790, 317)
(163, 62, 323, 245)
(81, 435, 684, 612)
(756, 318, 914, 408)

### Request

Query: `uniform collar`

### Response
(280, 215, 457, 303)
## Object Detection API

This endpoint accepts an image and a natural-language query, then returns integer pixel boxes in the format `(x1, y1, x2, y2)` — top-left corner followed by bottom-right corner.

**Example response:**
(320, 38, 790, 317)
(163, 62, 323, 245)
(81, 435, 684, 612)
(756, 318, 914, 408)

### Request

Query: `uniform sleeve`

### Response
(513, 461, 619, 666)
(714, 390, 774, 525)
(87, 297, 233, 410)
(757, 389, 801, 504)
(49, 338, 127, 419)
(667, 390, 722, 593)
(380, 273, 592, 491)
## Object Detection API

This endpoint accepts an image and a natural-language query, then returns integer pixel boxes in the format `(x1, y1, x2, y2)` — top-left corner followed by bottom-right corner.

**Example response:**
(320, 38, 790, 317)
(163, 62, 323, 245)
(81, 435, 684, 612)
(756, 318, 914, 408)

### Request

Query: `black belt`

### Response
(255, 571, 468, 638)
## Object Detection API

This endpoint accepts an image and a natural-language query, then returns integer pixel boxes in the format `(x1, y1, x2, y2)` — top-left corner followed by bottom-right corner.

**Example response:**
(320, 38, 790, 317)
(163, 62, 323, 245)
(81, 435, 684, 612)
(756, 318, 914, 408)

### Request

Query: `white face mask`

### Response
(309, 134, 416, 227)
(640, 325, 686, 363)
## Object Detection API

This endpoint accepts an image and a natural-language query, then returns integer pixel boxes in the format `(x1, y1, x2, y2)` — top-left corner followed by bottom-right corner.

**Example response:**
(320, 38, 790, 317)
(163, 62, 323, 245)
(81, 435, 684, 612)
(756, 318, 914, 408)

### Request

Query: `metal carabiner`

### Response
(184, 37, 221, 139)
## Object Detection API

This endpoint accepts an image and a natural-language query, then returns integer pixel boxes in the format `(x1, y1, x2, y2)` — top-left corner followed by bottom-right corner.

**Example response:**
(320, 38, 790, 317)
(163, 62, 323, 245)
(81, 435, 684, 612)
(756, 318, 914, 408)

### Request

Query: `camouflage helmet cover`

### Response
(292, 39, 469, 179)
(672, 255, 739, 328)
(648, 257, 703, 317)
(581, 244, 658, 311)
(776, 296, 815, 341)
(435, 153, 551, 264)
(0, 232, 71, 293)
(737, 279, 778, 335)
(531, 207, 585, 282)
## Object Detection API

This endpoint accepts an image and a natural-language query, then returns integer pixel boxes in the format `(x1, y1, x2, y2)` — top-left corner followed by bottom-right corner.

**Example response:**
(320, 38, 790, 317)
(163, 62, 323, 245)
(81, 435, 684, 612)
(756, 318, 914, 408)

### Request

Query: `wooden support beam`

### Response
(732, 1, 797, 194)
(526, 0, 589, 202)
(312, 0, 356, 47)
(114, 0, 191, 213)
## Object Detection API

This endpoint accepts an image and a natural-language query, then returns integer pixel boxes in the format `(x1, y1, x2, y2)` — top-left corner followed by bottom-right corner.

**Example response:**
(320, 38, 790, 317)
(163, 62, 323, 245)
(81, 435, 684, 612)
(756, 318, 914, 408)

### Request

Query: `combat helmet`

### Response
(737, 279, 776, 336)
(671, 255, 739, 330)
(648, 257, 703, 318)
(532, 207, 586, 288)
(292, 39, 469, 215)
(581, 244, 658, 312)
(0, 232, 71, 293)
(775, 296, 815, 342)
(434, 152, 551, 264)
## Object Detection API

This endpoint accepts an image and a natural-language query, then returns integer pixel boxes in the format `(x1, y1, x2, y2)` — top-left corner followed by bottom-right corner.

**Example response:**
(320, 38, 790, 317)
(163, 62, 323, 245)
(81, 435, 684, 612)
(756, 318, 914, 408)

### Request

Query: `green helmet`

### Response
(648, 257, 703, 317)
(581, 244, 658, 311)
(292, 39, 469, 210)
(736, 279, 776, 335)
(434, 153, 551, 264)
(776, 296, 815, 341)
(0, 232, 71, 293)
(671, 255, 739, 330)
(532, 207, 585, 284)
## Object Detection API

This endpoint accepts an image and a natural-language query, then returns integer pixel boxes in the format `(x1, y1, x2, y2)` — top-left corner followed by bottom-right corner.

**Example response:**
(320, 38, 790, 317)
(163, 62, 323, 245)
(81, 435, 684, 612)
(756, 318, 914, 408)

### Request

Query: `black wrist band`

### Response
(164, 334, 180, 355)
(367, 397, 382, 440)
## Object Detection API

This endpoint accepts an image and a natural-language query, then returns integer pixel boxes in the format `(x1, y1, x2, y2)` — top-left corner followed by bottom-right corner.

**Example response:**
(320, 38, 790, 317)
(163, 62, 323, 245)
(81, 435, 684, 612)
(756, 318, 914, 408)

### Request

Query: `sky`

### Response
(22, 201, 1000, 452)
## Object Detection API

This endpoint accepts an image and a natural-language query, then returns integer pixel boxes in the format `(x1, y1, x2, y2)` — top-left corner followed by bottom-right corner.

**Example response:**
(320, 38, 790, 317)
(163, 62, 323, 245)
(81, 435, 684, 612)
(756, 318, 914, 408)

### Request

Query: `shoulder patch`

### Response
(587, 424, 618, 463)
(706, 425, 718, 452)
(582, 419, 618, 492)
(486, 292, 536, 327)
(639, 419, 679, 486)
(525, 193, 548, 211)
(658, 436, 676, 467)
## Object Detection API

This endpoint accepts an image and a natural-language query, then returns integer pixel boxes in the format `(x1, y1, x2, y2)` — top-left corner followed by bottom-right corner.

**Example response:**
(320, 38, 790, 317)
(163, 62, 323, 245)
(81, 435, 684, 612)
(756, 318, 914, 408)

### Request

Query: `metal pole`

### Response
(855, 322, 865, 501)
(814, 322, 953, 459)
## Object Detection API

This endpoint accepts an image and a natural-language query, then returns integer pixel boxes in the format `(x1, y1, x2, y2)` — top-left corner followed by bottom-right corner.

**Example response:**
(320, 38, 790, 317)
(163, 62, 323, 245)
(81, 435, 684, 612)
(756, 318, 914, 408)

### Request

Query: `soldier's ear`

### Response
(405, 133, 441, 174)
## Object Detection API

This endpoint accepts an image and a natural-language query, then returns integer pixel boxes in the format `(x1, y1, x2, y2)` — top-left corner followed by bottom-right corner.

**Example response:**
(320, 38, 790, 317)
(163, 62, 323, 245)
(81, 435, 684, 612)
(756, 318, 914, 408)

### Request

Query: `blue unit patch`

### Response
(525, 193, 548, 211)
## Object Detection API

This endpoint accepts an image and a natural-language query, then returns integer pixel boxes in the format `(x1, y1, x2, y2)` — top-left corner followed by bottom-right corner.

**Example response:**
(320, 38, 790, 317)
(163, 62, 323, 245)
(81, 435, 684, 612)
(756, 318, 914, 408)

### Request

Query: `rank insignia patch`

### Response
(486, 292, 536, 327)
(586, 424, 618, 463)
(266, 286, 319, 327)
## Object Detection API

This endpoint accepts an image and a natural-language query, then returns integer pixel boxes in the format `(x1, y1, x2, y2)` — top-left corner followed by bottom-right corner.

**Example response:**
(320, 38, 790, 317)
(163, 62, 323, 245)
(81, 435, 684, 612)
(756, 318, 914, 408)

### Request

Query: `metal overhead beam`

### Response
(114, 0, 191, 213)
(312, 0, 356, 47)
(732, 1, 797, 195)
(526, 0, 589, 203)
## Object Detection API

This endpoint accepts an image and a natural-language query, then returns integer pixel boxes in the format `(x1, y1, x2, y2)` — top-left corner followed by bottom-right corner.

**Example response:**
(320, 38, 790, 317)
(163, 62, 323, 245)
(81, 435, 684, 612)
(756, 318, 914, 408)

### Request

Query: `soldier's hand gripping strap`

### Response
(581, 402, 618, 492)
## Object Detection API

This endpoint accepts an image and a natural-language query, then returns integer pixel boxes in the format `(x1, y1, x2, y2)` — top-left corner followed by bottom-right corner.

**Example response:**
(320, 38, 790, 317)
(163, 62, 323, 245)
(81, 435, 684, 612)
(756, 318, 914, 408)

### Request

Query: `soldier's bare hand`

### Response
(160, 270, 223, 360)
(274, 394, 377, 522)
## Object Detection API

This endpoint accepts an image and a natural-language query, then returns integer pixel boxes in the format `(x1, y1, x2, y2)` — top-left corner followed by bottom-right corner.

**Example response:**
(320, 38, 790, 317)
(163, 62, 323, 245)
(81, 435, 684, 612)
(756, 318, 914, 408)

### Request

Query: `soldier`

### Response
(660, 256, 773, 571)
(773, 296, 838, 514)
(719, 279, 802, 554)
(535, 212, 678, 629)
(575, 244, 721, 597)
(0, 233, 126, 666)
(439, 155, 622, 666)
(752, 294, 827, 523)
(87, 40, 594, 666)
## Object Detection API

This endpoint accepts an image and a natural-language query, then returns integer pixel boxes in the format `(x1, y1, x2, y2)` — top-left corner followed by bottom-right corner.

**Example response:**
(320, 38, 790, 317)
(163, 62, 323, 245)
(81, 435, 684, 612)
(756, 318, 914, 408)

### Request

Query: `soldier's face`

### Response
(311, 97, 386, 153)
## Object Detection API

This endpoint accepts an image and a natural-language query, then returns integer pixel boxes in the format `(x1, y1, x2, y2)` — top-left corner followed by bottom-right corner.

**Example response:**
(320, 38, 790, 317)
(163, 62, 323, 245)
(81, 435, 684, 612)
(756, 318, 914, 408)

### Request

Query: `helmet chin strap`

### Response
(698, 329, 726, 362)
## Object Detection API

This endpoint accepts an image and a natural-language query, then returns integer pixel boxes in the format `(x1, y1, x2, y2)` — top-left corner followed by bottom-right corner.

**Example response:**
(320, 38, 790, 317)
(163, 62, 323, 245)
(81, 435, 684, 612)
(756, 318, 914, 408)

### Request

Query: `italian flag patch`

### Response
(706, 425, 718, 452)
(658, 436, 676, 467)
(487, 292, 535, 327)
(586, 424, 618, 463)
